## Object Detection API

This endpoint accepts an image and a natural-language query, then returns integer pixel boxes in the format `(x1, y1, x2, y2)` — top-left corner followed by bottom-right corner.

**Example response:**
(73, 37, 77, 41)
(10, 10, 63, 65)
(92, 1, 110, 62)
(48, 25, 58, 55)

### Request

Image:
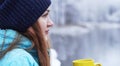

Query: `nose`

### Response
(47, 17, 54, 27)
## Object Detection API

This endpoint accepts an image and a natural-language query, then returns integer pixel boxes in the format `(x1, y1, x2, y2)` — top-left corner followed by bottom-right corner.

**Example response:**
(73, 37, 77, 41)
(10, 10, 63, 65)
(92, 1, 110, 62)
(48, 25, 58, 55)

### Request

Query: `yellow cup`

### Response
(73, 59, 102, 66)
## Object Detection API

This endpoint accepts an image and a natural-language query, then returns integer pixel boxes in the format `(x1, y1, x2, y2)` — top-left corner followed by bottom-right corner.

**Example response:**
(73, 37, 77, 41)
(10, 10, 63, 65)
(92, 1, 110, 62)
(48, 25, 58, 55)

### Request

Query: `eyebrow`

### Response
(42, 10, 50, 16)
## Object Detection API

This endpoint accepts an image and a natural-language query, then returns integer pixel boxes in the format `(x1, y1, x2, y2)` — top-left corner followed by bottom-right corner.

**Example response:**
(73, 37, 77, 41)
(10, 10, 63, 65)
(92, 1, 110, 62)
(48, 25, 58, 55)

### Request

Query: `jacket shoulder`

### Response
(0, 48, 38, 66)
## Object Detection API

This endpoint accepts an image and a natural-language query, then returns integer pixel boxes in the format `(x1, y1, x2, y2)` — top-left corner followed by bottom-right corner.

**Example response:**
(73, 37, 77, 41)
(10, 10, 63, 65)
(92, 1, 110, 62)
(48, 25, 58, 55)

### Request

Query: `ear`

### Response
(27, 27, 35, 34)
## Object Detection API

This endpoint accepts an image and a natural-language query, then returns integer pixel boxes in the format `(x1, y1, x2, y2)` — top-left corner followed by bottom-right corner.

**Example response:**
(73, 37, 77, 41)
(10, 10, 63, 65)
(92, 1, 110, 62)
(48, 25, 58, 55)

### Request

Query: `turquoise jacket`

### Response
(0, 30, 39, 66)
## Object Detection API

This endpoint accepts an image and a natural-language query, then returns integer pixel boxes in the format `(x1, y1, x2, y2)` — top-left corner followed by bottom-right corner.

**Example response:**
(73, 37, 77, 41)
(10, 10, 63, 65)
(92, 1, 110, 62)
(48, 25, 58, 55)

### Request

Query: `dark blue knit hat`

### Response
(0, 0, 51, 32)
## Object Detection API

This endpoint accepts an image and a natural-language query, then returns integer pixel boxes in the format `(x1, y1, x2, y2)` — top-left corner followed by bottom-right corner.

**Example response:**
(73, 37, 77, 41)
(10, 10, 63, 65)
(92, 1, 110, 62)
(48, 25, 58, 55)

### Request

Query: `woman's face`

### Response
(28, 8, 54, 41)
(37, 8, 54, 40)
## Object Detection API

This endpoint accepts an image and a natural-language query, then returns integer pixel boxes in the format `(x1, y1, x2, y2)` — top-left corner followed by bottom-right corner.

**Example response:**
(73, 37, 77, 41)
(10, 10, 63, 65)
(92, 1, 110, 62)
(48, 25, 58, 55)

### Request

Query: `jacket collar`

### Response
(0, 29, 32, 51)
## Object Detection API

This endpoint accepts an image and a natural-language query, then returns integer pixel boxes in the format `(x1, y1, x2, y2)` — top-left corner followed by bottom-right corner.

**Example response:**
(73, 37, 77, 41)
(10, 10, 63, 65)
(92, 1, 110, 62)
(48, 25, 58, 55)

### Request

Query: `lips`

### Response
(45, 30, 49, 34)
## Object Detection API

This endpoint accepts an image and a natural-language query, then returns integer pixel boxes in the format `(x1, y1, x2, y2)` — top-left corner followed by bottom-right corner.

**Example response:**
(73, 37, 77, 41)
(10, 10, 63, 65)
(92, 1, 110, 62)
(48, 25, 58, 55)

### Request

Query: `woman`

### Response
(0, 0, 53, 66)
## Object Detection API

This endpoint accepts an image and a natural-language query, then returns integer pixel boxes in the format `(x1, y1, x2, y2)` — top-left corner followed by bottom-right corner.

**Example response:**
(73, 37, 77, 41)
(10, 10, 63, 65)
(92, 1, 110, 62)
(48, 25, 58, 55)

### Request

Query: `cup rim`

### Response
(73, 59, 94, 63)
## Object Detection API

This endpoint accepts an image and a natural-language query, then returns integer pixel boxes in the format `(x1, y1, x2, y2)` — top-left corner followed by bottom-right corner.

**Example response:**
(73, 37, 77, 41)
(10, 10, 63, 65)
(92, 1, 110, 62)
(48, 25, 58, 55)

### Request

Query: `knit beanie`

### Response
(0, 0, 51, 32)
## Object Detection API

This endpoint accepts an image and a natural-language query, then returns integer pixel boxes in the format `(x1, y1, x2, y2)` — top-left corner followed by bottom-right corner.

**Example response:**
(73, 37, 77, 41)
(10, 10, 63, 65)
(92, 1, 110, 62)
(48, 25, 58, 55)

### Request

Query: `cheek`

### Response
(39, 19, 47, 31)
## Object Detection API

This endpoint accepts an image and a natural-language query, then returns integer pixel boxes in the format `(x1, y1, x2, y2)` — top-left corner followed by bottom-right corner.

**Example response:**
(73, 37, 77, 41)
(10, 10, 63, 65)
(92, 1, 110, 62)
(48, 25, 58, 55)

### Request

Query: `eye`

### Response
(42, 13, 49, 17)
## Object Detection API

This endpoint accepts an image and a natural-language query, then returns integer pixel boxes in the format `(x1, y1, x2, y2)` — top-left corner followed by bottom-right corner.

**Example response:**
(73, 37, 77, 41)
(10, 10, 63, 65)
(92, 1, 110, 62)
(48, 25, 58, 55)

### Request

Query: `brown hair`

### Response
(0, 21, 50, 66)
(23, 21, 50, 66)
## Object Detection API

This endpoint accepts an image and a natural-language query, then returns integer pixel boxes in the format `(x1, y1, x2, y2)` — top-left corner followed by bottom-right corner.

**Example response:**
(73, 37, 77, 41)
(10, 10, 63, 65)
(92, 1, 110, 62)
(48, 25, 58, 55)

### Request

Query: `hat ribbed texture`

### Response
(0, 0, 51, 32)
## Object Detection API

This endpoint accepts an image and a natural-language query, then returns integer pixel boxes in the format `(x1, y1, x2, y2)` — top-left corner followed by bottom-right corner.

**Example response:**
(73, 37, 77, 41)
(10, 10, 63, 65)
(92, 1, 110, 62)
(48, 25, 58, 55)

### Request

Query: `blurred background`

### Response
(49, 0, 120, 66)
